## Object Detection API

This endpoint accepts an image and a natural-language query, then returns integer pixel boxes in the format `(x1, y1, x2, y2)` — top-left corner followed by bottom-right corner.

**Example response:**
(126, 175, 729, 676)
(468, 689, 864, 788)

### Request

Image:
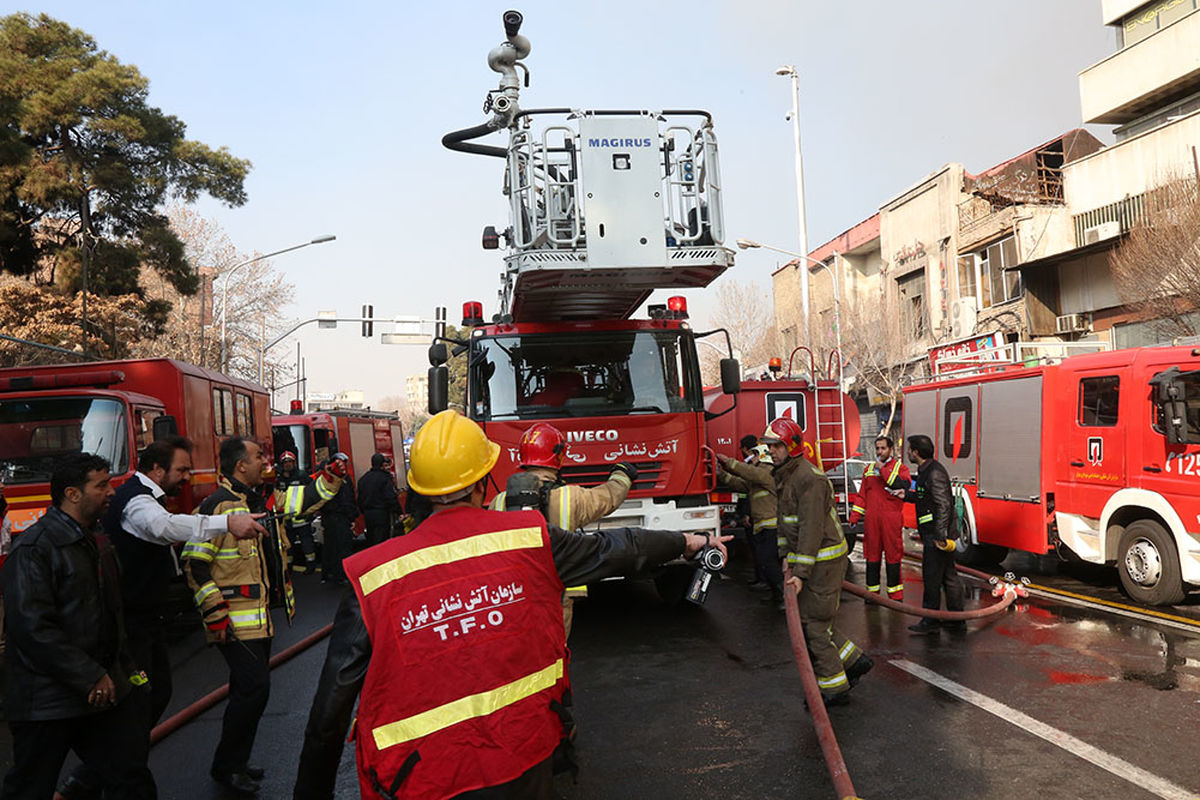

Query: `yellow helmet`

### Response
(407, 410, 501, 496)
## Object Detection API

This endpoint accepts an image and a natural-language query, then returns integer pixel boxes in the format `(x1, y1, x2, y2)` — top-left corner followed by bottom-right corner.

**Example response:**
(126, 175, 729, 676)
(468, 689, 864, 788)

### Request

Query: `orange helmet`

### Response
(761, 416, 805, 458)
(518, 423, 567, 469)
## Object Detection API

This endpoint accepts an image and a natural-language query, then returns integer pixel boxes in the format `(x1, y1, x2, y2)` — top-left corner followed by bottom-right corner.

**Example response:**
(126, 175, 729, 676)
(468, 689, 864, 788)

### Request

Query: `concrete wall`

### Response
(1064, 110, 1200, 211)
(1079, 8, 1200, 123)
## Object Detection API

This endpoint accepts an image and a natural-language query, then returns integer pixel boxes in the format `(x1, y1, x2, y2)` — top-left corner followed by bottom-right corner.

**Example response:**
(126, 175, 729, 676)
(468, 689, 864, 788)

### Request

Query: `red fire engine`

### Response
(432, 12, 749, 598)
(0, 359, 271, 537)
(271, 404, 406, 528)
(902, 341, 1200, 605)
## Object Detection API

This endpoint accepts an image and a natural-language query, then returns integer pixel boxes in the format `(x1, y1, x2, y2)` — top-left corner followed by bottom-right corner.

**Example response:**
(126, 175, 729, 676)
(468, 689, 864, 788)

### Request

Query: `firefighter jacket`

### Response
(773, 455, 846, 581)
(848, 458, 910, 526)
(292, 509, 687, 800)
(275, 468, 315, 530)
(183, 473, 340, 643)
(719, 460, 777, 532)
(904, 458, 954, 545)
(488, 466, 631, 531)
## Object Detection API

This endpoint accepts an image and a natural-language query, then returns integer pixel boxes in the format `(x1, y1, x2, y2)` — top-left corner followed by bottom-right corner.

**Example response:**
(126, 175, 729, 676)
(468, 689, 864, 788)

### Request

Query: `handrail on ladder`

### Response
(786, 346, 817, 381)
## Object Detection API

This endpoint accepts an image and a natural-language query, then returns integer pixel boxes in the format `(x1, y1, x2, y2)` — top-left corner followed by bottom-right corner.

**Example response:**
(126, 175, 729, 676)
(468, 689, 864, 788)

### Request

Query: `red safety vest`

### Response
(345, 505, 568, 799)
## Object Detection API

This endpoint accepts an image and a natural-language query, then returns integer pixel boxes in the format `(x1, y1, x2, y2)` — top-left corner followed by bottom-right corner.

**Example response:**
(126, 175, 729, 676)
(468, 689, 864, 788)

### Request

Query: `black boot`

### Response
(908, 618, 941, 635)
(846, 654, 874, 687)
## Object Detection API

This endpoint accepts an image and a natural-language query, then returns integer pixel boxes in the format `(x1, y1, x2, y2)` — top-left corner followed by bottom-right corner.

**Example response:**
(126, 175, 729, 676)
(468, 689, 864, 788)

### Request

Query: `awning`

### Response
(1005, 237, 1119, 272)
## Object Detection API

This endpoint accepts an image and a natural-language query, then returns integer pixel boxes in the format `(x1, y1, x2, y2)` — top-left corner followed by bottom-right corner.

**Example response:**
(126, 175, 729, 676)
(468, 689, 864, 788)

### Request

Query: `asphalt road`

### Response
(5, 542, 1200, 799)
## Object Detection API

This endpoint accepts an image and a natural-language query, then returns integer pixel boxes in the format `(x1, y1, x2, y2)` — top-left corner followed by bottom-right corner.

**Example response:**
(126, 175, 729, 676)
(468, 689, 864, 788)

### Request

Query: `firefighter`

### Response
(847, 434, 911, 602)
(182, 436, 344, 795)
(489, 422, 637, 636)
(762, 417, 872, 706)
(902, 434, 965, 635)
(275, 451, 317, 573)
(318, 453, 357, 585)
(717, 444, 783, 607)
(292, 410, 728, 799)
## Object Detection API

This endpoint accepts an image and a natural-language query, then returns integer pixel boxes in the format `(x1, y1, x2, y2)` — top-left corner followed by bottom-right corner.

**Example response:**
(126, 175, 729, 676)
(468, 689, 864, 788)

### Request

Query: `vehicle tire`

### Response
(952, 515, 1007, 567)
(1117, 520, 1186, 606)
(654, 565, 695, 605)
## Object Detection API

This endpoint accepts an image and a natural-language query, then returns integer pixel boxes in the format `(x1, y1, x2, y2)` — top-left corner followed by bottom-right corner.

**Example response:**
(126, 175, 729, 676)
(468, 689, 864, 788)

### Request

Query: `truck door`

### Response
(1060, 371, 1125, 518)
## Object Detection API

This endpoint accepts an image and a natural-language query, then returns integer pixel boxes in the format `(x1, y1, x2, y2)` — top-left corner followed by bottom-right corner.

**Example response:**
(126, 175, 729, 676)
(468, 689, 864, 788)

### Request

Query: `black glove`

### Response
(611, 462, 639, 482)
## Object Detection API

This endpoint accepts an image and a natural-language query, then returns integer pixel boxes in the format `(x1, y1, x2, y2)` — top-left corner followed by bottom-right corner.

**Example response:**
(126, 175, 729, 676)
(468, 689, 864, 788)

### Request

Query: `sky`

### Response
(12, 0, 1117, 408)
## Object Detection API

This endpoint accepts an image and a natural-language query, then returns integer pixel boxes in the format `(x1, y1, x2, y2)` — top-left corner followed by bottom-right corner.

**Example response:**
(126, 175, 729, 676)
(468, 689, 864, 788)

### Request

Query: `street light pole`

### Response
(735, 238, 841, 373)
(776, 65, 812, 349)
(218, 234, 335, 373)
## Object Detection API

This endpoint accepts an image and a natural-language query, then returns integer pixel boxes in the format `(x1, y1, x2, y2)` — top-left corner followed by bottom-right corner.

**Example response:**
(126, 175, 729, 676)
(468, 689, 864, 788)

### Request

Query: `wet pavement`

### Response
(4, 545, 1200, 799)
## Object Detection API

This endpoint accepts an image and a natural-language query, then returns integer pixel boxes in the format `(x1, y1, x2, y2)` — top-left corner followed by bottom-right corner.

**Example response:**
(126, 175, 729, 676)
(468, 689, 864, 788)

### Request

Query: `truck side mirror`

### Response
(720, 358, 741, 395)
(1153, 370, 1188, 444)
(429, 341, 449, 367)
(152, 415, 178, 441)
(429, 365, 449, 414)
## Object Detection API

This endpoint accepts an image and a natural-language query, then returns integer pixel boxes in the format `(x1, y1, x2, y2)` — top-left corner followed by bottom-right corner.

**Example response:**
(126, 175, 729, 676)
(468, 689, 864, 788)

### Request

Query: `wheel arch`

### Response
(1100, 489, 1195, 582)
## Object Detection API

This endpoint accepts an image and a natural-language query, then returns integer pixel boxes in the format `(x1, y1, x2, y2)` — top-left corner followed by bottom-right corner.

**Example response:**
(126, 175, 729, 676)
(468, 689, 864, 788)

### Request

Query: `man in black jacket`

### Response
(0, 453, 156, 799)
(356, 453, 401, 546)
(903, 434, 964, 634)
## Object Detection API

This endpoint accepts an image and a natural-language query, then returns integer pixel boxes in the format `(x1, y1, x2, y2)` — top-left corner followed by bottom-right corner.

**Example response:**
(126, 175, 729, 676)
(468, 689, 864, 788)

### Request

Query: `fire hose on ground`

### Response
(783, 553, 1030, 800)
(150, 623, 334, 746)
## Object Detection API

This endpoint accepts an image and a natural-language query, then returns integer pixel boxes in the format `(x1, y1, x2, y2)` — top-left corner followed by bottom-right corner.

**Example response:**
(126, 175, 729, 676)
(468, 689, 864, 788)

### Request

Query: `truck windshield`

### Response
(273, 424, 315, 473)
(0, 397, 129, 485)
(469, 329, 702, 421)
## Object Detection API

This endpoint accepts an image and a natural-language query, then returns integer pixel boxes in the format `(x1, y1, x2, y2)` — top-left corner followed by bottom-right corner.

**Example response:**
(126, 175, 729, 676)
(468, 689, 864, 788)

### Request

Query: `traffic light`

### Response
(362, 304, 374, 337)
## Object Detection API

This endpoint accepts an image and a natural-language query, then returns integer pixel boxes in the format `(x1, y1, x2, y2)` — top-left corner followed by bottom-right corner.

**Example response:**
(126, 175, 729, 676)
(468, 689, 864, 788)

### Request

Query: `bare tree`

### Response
(377, 393, 429, 436)
(1111, 176, 1200, 339)
(701, 279, 781, 382)
(128, 207, 297, 382)
(837, 291, 920, 436)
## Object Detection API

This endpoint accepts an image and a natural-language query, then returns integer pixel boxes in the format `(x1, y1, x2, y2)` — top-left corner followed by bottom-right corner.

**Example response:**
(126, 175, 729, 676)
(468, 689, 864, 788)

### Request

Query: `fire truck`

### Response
(0, 359, 271, 537)
(705, 354, 863, 532)
(902, 341, 1200, 606)
(271, 404, 406, 528)
(430, 11, 748, 598)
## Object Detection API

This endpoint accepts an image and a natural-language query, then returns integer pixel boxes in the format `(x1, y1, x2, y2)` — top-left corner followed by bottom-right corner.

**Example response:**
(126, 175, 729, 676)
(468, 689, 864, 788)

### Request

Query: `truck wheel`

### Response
(1118, 520, 1186, 606)
(951, 516, 1006, 566)
(654, 565, 694, 605)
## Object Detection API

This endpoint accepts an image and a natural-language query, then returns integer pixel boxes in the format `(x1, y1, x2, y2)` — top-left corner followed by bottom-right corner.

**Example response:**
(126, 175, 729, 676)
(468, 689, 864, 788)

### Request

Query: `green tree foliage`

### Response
(0, 13, 251, 299)
(444, 324, 469, 411)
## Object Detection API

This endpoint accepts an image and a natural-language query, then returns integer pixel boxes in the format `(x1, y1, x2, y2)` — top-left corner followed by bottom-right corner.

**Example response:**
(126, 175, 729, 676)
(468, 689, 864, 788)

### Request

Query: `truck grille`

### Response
(559, 461, 663, 492)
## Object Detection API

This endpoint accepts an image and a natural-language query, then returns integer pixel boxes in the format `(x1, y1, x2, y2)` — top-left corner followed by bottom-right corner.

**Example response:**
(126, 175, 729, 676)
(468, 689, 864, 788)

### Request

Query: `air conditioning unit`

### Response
(950, 296, 978, 340)
(1056, 313, 1090, 333)
(1082, 220, 1120, 245)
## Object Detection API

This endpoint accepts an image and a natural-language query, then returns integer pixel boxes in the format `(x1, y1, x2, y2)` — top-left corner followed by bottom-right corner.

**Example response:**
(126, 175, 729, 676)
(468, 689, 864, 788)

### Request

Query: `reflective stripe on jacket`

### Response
(344, 506, 568, 799)
(719, 460, 777, 532)
(773, 455, 845, 580)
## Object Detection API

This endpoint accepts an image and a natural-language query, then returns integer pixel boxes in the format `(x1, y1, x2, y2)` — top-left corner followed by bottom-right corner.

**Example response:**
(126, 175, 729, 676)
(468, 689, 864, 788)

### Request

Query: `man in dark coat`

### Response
(903, 434, 965, 634)
(0, 453, 156, 799)
(356, 453, 402, 546)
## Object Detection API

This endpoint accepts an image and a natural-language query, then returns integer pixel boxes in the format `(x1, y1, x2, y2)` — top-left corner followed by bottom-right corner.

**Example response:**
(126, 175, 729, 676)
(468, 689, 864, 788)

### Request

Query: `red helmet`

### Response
(279, 451, 297, 463)
(518, 423, 567, 469)
(761, 416, 805, 458)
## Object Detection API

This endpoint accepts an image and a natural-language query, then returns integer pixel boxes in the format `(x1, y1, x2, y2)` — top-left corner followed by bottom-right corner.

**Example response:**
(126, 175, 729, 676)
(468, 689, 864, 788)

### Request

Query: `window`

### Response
(0, 397, 130, 484)
(1079, 376, 1120, 427)
(958, 236, 1022, 309)
(1153, 372, 1200, 444)
(213, 388, 235, 436)
(897, 271, 927, 339)
(236, 394, 254, 435)
(468, 329, 703, 421)
(1121, 0, 1198, 47)
(273, 423, 314, 473)
(134, 408, 161, 451)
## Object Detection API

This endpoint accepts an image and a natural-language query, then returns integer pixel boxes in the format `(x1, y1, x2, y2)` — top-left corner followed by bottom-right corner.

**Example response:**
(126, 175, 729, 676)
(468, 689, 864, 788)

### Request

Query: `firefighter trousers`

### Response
(798, 556, 862, 696)
(862, 514, 903, 565)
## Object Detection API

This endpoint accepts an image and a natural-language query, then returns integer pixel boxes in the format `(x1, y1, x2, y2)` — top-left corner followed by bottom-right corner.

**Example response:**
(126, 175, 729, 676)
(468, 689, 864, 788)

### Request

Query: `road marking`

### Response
(890, 659, 1197, 800)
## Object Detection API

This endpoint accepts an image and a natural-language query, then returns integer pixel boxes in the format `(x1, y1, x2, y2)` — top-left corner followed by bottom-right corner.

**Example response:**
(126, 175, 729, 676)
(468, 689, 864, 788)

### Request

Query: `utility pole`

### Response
(79, 194, 92, 356)
(777, 65, 812, 349)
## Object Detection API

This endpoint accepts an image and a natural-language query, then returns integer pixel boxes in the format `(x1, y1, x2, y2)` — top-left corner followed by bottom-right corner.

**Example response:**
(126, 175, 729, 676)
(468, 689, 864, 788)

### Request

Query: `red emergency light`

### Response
(0, 369, 125, 394)
(462, 301, 485, 327)
(667, 296, 688, 318)
(290, 399, 303, 413)
(769, 357, 782, 373)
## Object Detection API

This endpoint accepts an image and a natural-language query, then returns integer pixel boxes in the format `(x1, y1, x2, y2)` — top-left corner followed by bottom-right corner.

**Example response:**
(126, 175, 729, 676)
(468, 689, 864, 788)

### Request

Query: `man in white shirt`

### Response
(56, 436, 265, 800)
